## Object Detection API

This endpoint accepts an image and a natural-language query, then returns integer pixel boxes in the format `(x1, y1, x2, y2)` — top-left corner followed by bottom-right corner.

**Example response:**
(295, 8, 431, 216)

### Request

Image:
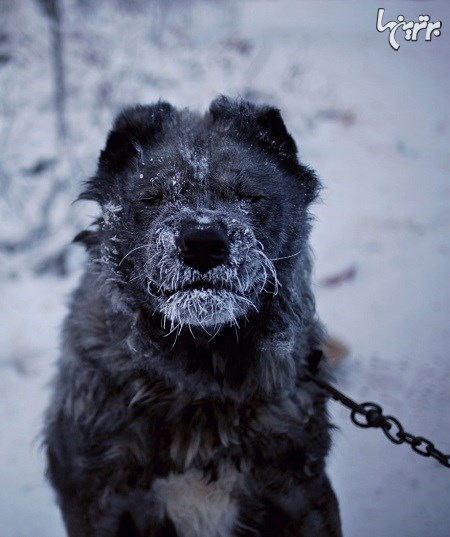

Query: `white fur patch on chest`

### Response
(152, 468, 240, 537)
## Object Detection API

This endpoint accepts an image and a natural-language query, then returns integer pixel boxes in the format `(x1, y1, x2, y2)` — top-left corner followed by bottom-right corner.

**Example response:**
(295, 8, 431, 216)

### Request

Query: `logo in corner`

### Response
(376, 8, 442, 51)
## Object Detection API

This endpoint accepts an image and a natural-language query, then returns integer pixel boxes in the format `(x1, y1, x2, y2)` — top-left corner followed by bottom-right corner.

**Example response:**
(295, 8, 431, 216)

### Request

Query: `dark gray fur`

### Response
(44, 96, 342, 536)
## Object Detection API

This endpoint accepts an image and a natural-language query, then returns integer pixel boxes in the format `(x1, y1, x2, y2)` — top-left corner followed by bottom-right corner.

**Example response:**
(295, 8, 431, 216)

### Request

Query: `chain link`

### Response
(351, 403, 449, 466)
(305, 350, 450, 469)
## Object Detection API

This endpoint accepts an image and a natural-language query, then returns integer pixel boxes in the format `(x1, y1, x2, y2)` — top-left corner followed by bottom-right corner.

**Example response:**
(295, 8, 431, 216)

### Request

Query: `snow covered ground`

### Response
(0, 1, 449, 536)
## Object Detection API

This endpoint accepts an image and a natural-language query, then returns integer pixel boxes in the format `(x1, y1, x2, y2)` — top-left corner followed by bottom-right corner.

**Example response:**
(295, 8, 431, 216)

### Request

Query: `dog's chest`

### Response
(144, 390, 314, 536)
(153, 468, 240, 537)
(146, 400, 245, 535)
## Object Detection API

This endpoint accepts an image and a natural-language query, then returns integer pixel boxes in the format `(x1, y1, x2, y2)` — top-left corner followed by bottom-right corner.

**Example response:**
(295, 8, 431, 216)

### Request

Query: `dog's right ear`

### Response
(79, 102, 175, 203)
(100, 102, 175, 174)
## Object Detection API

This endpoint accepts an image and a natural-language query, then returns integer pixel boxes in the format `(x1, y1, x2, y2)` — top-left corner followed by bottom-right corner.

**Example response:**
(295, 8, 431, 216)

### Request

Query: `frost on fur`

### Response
(159, 289, 257, 329)
(145, 220, 279, 330)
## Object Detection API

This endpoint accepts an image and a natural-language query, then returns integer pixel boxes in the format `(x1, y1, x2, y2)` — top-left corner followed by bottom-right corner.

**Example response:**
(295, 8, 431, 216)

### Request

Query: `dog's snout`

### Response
(178, 226, 229, 273)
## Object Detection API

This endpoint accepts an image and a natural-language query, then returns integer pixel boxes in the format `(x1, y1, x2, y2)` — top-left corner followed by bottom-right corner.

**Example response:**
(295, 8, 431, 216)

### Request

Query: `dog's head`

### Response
(78, 97, 319, 334)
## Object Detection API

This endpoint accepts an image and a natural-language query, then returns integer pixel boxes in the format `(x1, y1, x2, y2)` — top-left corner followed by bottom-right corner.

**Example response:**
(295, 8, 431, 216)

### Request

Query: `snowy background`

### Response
(1, 1, 449, 536)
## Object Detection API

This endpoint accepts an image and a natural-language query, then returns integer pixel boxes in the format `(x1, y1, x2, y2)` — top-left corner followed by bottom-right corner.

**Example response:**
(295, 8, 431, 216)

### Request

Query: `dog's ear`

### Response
(100, 102, 175, 174)
(209, 96, 319, 202)
(209, 96, 298, 162)
(79, 102, 175, 203)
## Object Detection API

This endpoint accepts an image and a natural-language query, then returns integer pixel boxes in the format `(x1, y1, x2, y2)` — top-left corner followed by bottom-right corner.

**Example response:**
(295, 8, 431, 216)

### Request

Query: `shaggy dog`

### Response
(44, 96, 342, 536)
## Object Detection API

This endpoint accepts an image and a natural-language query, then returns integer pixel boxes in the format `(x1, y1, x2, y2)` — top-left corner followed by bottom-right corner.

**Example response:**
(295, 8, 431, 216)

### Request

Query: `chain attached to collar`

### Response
(305, 349, 450, 469)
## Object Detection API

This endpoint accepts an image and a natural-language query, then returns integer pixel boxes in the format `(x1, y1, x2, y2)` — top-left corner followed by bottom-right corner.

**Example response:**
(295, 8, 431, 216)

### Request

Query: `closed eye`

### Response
(132, 194, 164, 206)
(236, 193, 268, 204)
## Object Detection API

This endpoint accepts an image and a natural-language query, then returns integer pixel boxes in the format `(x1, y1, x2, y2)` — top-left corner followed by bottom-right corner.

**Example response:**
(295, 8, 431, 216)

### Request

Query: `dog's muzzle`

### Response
(146, 218, 277, 329)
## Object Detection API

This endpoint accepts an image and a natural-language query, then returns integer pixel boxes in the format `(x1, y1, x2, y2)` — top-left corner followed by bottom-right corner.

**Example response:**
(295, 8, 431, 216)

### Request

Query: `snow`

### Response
(1, 1, 449, 536)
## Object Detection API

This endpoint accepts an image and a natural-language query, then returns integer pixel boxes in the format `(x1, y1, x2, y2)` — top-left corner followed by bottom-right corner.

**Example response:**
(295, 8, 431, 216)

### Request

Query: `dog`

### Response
(44, 96, 342, 536)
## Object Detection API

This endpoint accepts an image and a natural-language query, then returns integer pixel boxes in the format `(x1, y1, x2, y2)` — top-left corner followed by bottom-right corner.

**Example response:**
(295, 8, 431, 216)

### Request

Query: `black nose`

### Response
(178, 226, 229, 273)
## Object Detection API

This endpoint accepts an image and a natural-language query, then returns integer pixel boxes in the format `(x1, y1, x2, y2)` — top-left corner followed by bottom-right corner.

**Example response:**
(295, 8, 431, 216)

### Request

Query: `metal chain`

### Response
(305, 349, 450, 469)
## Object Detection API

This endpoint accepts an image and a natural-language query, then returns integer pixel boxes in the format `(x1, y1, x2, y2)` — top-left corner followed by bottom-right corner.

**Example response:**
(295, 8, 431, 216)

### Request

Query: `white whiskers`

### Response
(270, 249, 303, 262)
(118, 244, 149, 266)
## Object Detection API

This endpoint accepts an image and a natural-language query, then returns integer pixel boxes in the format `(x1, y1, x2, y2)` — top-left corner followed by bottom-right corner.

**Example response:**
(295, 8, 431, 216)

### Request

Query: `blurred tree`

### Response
(36, 0, 67, 140)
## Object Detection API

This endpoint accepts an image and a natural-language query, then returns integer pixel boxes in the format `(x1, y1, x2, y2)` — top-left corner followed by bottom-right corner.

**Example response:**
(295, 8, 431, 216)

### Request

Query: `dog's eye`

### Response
(236, 193, 267, 204)
(133, 194, 164, 207)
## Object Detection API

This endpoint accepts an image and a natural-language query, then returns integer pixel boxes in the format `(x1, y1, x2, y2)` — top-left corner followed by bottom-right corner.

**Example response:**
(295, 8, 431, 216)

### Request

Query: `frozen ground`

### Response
(0, 1, 449, 536)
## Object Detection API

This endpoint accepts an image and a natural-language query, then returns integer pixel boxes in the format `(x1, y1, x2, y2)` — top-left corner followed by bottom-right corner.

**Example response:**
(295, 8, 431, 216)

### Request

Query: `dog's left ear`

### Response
(209, 96, 297, 163)
(209, 96, 319, 203)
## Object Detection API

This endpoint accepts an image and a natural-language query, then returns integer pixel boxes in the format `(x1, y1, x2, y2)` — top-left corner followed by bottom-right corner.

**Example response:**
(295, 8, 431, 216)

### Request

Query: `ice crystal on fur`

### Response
(159, 289, 257, 329)
(102, 201, 123, 228)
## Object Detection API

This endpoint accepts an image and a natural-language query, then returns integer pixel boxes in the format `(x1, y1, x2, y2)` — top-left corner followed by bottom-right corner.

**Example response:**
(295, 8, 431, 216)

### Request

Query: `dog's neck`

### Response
(106, 278, 322, 401)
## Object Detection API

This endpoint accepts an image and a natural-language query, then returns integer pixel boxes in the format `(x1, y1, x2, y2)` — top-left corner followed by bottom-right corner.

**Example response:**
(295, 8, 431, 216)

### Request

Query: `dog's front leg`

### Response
(260, 473, 342, 537)
(47, 443, 176, 537)
(55, 489, 178, 537)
